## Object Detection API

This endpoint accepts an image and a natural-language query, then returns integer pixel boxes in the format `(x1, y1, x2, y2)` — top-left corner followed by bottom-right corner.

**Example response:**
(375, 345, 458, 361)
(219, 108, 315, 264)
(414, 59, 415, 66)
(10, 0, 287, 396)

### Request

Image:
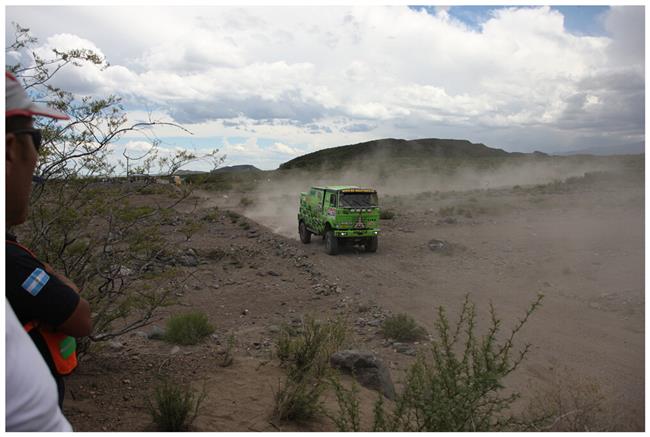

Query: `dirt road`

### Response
(200, 175, 644, 426)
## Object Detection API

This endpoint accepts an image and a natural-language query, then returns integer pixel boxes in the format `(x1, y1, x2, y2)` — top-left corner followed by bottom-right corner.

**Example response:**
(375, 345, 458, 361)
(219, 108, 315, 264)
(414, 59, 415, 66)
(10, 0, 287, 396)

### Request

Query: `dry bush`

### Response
(380, 313, 427, 342)
(149, 379, 206, 431)
(522, 368, 615, 432)
(380, 209, 396, 220)
(273, 316, 346, 422)
(219, 333, 235, 368)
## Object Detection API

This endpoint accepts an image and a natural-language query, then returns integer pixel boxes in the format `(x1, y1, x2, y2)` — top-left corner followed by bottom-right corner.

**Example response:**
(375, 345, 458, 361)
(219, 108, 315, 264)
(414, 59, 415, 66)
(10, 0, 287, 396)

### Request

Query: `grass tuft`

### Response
(164, 312, 215, 345)
(149, 379, 206, 431)
(272, 316, 346, 422)
(380, 209, 395, 220)
(381, 313, 427, 342)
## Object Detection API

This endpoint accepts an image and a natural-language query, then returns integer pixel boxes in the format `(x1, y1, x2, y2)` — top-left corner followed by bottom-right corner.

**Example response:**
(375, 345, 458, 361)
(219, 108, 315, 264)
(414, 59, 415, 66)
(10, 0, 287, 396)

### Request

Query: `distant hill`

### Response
(211, 165, 262, 174)
(557, 142, 644, 156)
(175, 169, 207, 176)
(279, 138, 525, 171)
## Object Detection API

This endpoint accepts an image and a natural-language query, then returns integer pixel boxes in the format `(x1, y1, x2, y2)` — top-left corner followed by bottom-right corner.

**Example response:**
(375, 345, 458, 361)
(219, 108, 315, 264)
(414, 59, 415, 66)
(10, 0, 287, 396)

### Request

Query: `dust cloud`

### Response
(241, 156, 629, 239)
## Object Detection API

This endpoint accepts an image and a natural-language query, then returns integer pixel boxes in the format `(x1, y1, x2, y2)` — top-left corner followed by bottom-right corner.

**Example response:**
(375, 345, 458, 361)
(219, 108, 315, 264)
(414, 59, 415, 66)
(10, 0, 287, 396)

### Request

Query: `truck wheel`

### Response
(365, 236, 378, 253)
(325, 230, 339, 255)
(299, 221, 311, 244)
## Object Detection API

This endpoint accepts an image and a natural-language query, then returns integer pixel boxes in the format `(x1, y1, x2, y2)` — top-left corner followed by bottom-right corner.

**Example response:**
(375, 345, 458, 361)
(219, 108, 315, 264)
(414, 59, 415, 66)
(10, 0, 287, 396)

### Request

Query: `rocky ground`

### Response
(64, 168, 644, 431)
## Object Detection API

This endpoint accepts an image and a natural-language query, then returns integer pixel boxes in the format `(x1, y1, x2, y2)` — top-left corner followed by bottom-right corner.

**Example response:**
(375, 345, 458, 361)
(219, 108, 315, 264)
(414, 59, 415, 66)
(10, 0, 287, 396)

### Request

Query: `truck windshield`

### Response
(340, 192, 378, 207)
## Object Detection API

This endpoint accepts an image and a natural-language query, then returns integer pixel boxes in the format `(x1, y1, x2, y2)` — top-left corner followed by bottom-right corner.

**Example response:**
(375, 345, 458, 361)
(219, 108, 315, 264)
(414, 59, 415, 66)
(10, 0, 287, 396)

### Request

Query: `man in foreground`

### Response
(5, 70, 91, 430)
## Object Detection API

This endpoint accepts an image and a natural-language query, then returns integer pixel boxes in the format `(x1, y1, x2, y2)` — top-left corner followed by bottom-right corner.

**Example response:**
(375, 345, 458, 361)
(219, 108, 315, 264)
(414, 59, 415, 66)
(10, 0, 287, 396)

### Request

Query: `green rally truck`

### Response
(298, 186, 380, 255)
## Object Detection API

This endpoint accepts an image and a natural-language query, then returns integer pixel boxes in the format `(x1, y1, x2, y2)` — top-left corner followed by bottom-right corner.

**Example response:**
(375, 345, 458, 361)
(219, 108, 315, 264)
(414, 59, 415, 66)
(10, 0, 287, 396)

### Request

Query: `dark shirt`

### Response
(6, 231, 80, 401)
(6, 233, 80, 329)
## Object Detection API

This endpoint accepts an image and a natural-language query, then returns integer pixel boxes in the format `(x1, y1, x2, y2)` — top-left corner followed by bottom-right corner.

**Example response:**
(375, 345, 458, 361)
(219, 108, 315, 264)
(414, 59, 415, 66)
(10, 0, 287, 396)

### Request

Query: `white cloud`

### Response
(269, 142, 301, 156)
(6, 4, 644, 165)
(121, 141, 155, 154)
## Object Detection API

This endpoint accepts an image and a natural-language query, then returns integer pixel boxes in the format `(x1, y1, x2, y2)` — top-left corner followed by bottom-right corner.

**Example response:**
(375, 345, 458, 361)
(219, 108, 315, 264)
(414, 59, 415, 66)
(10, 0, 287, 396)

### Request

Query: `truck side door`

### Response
(324, 190, 337, 215)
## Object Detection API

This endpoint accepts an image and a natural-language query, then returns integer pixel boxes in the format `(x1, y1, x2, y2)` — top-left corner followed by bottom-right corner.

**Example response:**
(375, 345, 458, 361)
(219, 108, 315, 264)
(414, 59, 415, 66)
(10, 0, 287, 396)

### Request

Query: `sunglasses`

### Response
(11, 128, 43, 153)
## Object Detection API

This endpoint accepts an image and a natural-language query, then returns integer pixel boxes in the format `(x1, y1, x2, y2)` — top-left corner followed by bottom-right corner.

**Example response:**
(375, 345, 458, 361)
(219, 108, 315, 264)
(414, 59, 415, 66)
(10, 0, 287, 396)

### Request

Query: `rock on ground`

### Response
(330, 349, 396, 400)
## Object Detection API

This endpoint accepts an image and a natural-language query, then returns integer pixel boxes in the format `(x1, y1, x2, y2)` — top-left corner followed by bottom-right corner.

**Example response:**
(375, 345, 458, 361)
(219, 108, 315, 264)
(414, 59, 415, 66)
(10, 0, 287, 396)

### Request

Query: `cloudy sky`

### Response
(5, 4, 645, 171)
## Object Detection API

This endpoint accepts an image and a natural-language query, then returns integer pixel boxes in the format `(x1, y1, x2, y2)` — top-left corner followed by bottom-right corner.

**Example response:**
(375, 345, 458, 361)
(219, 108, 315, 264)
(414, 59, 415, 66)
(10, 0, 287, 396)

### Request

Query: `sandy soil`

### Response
(64, 165, 644, 431)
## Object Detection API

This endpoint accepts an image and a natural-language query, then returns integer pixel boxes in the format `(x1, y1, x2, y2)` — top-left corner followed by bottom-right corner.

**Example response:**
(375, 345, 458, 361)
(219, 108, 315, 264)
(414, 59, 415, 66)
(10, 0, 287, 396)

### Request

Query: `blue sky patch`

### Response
(409, 5, 610, 36)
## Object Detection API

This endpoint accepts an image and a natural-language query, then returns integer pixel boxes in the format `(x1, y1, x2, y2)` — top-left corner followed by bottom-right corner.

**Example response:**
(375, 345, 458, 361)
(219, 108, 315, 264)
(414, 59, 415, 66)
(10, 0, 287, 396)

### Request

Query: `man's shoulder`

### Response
(5, 240, 48, 284)
(6, 240, 79, 327)
(6, 237, 40, 261)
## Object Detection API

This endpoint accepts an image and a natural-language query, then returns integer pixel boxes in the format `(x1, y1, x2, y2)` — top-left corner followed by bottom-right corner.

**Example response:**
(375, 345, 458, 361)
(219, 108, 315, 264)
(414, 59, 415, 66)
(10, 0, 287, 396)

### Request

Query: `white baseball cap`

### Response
(6, 71, 69, 120)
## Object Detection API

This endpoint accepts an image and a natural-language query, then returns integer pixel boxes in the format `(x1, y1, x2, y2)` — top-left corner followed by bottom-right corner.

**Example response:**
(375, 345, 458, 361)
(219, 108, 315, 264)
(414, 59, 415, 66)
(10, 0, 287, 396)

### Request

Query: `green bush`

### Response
(380, 209, 395, 220)
(240, 196, 254, 207)
(381, 313, 427, 342)
(437, 206, 456, 217)
(328, 377, 361, 432)
(330, 294, 544, 431)
(276, 317, 346, 380)
(180, 221, 203, 241)
(273, 316, 346, 422)
(201, 209, 220, 222)
(219, 334, 235, 368)
(206, 248, 227, 261)
(164, 312, 215, 345)
(140, 184, 171, 196)
(226, 210, 240, 223)
(149, 379, 206, 431)
(273, 376, 326, 422)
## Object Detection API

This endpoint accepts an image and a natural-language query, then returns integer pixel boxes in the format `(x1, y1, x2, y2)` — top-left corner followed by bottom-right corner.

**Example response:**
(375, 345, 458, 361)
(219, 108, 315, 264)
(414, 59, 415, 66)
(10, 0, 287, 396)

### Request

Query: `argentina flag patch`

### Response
(21, 268, 50, 296)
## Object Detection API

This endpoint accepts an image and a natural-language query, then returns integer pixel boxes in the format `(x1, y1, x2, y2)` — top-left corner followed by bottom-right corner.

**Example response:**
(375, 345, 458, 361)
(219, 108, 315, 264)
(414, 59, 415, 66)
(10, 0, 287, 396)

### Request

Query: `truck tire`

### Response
(365, 236, 378, 253)
(299, 221, 311, 244)
(325, 230, 339, 255)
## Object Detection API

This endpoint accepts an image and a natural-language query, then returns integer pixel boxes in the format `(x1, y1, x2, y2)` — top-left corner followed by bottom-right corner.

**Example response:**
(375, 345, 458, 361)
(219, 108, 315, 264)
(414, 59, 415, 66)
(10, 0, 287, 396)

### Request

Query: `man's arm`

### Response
(56, 297, 92, 337)
(43, 265, 92, 337)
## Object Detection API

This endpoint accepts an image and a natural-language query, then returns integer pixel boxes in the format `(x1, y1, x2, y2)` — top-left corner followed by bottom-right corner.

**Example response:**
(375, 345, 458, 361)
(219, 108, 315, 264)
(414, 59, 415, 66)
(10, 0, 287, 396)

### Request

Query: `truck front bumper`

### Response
(334, 229, 379, 238)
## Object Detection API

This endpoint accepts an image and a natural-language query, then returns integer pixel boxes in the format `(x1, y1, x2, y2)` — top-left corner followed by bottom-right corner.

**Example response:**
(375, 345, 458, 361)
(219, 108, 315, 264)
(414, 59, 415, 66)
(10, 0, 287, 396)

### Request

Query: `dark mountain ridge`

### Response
(279, 138, 525, 170)
(211, 164, 262, 174)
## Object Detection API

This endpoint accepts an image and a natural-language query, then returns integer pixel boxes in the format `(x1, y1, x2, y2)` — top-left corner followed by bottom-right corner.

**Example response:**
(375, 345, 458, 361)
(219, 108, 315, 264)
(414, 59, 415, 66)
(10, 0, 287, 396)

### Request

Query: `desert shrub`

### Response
(164, 312, 215, 345)
(522, 369, 610, 431)
(226, 211, 240, 223)
(437, 206, 456, 217)
(328, 377, 361, 432)
(273, 316, 346, 422)
(149, 379, 206, 431)
(206, 248, 227, 261)
(276, 316, 346, 380)
(240, 196, 254, 207)
(140, 184, 172, 195)
(219, 333, 235, 368)
(380, 209, 395, 220)
(201, 209, 220, 223)
(330, 294, 544, 431)
(239, 221, 251, 230)
(415, 191, 435, 200)
(273, 375, 326, 422)
(180, 220, 203, 241)
(381, 313, 427, 342)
